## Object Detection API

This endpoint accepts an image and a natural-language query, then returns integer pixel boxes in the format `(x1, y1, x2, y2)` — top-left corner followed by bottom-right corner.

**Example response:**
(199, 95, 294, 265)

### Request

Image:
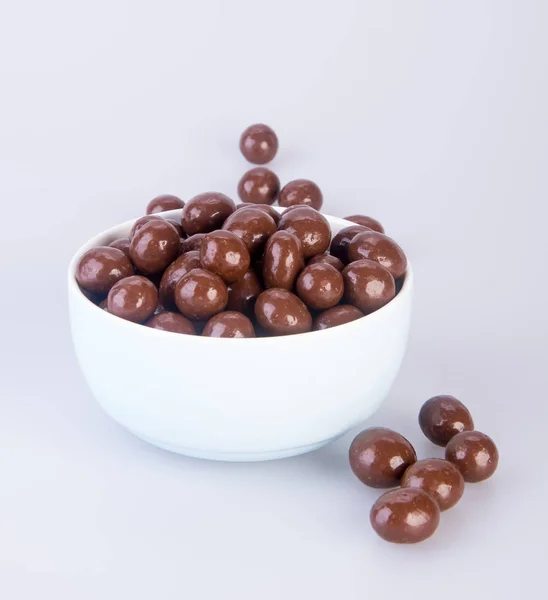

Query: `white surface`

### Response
(0, 1, 547, 598)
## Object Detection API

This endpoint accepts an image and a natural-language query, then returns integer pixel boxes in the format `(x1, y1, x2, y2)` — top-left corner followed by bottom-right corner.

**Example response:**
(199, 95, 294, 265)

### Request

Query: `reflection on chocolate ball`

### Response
(202, 311, 256, 338)
(237, 167, 280, 205)
(107, 276, 158, 323)
(235, 202, 281, 225)
(278, 179, 323, 210)
(255, 288, 312, 336)
(76, 247, 134, 295)
(223, 207, 277, 255)
(129, 219, 180, 275)
(174, 268, 228, 320)
(278, 206, 331, 259)
(330, 225, 370, 264)
(343, 259, 395, 314)
(159, 251, 201, 310)
(296, 263, 344, 310)
(262, 231, 304, 290)
(445, 430, 499, 483)
(239, 123, 278, 164)
(348, 230, 407, 279)
(146, 194, 185, 215)
(181, 192, 236, 236)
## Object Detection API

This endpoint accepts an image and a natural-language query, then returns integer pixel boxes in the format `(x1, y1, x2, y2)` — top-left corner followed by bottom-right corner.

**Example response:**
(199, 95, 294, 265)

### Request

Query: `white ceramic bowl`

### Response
(68, 210, 413, 461)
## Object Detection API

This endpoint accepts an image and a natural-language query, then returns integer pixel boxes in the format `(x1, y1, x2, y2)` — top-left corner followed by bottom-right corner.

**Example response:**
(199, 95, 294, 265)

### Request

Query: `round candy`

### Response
(147, 311, 196, 335)
(202, 311, 256, 338)
(76, 247, 134, 295)
(255, 289, 312, 336)
(313, 305, 364, 331)
(344, 215, 384, 233)
(237, 167, 280, 205)
(296, 263, 344, 310)
(348, 231, 407, 279)
(445, 431, 499, 483)
(278, 206, 331, 259)
(307, 252, 344, 272)
(146, 194, 185, 215)
(130, 219, 180, 275)
(159, 251, 201, 310)
(227, 269, 263, 316)
(349, 427, 417, 488)
(108, 238, 131, 258)
(343, 259, 395, 314)
(181, 192, 236, 236)
(239, 123, 278, 164)
(200, 230, 250, 284)
(164, 218, 184, 238)
(330, 225, 370, 264)
(223, 207, 277, 255)
(236, 202, 281, 225)
(175, 268, 228, 320)
(401, 458, 465, 511)
(278, 179, 323, 210)
(418, 395, 474, 447)
(262, 231, 304, 290)
(370, 488, 440, 544)
(130, 215, 163, 239)
(180, 233, 205, 254)
(107, 276, 158, 323)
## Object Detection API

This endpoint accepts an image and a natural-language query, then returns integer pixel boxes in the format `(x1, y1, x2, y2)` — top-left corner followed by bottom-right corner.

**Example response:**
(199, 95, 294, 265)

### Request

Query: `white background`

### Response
(1, 1, 547, 598)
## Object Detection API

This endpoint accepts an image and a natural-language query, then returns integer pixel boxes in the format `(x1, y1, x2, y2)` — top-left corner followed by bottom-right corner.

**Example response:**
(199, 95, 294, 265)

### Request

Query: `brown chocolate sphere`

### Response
(349, 427, 417, 488)
(130, 219, 180, 275)
(108, 238, 131, 258)
(227, 269, 263, 316)
(307, 252, 344, 272)
(445, 431, 499, 483)
(278, 179, 323, 210)
(296, 263, 344, 310)
(146, 311, 196, 335)
(181, 192, 236, 236)
(76, 247, 134, 295)
(313, 305, 364, 331)
(180, 233, 205, 254)
(223, 207, 277, 255)
(255, 288, 312, 336)
(237, 167, 280, 205)
(200, 230, 250, 284)
(130, 215, 163, 239)
(236, 202, 281, 225)
(202, 311, 256, 338)
(401, 458, 465, 511)
(330, 225, 370, 264)
(164, 218, 184, 238)
(418, 395, 475, 447)
(159, 251, 201, 310)
(174, 268, 228, 320)
(107, 275, 158, 323)
(344, 215, 384, 233)
(370, 488, 440, 544)
(343, 259, 396, 314)
(146, 194, 185, 215)
(278, 206, 331, 259)
(348, 231, 407, 279)
(239, 123, 278, 164)
(262, 230, 304, 290)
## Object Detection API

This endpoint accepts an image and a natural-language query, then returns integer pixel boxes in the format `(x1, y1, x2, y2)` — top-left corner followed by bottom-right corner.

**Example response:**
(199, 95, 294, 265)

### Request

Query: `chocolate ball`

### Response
(343, 259, 396, 314)
(307, 252, 344, 272)
(278, 206, 331, 259)
(107, 275, 158, 323)
(239, 123, 278, 164)
(181, 192, 236, 236)
(108, 238, 131, 258)
(349, 427, 417, 488)
(175, 268, 228, 320)
(147, 311, 196, 335)
(313, 305, 364, 331)
(164, 218, 184, 238)
(445, 431, 499, 483)
(278, 179, 323, 210)
(130, 219, 180, 275)
(223, 207, 277, 255)
(200, 230, 251, 284)
(344, 215, 384, 233)
(262, 230, 304, 290)
(330, 225, 370, 264)
(130, 215, 163, 239)
(76, 247, 134, 295)
(296, 263, 344, 310)
(348, 231, 407, 279)
(146, 194, 185, 215)
(159, 251, 201, 310)
(401, 458, 465, 511)
(418, 395, 475, 447)
(236, 202, 281, 225)
(370, 488, 440, 544)
(180, 233, 205, 254)
(255, 288, 312, 336)
(237, 167, 280, 205)
(202, 311, 256, 338)
(227, 269, 263, 316)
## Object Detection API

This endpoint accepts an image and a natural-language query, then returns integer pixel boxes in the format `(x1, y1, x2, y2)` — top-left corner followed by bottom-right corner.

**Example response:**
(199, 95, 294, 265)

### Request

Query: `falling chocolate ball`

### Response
(239, 124, 278, 164)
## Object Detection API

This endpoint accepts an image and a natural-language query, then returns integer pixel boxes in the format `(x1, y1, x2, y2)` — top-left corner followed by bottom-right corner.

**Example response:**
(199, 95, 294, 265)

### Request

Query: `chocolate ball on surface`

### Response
(130, 215, 163, 239)
(108, 238, 131, 258)
(202, 311, 256, 338)
(236, 202, 281, 225)
(370, 488, 440, 544)
(76, 247, 134, 295)
(330, 225, 370, 264)
(307, 252, 344, 272)
(343, 259, 396, 314)
(200, 230, 251, 284)
(159, 251, 201, 310)
(262, 231, 304, 290)
(175, 268, 228, 320)
(227, 269, 263, 316)
(296, 263, 344, 310)
(401, 458, 465, 511)
(181, 192, 236, 236)
(130, 219, 180, 275)
(344, 215, 385, 234)
(147, 311, 196, 335)
(255, 288, 312, 336)
(146, 194, 185, 215)
(180, 233, 205, 255)
(278, 206, 331, 259)
(445, 431, 499, 483)
(107, 276, 158, 323)
(278, 179, 323, 210)
(313, 305, 364, 331)
(238, 167, 280, 205)
(419, 395, 475, 447)
(349, 427, 417, 488)
(223, 207, 277, 255)
(239, 123, 278, 164)
(348, 231, 407, 279)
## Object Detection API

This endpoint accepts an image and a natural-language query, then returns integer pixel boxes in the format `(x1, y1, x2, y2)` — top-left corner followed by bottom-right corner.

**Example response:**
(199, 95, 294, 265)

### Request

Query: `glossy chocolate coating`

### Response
(348, 231, 407, 279)
(159, 251, 201, 310)
(227, 269, 263, 316)
(307, 252, 344, 272)
(313, 305, 364, 331)
(147, 311, 196, 335)
(236, 202, 281, 225)
(165, 218, 184, 238)
(330, 225, 370, 264)
(278, 179, 323, 210)
(278, 206, 331, 259)
(349, 427, 417, 488)
(202, 311, 256, 338)
(419, 395, 475, 447)
(401, 458, 465, 511)
(370, 488, 440, 544)
(108, 238, 131, 258)
(76, 247, 134, 295)
(262, 230, 304, 290)
(180, 233, 205, 254)
(130, 219, 180, 275)
(107, 275, 158, 323)
(255, 288, 312, 336)
(223, 207, 277, 255)
(344, 215, 384, 233)
(146, 194, 185, 215)
(239, 123, 278, 164)
(238, 167, 280, 205)
(200, 230, 250, 284)
(181, 192, 236, 236)
(343, 259, 396, 314)
(296, 263, 344, 310)
(130, 215, 163, 239)
(445, 431, 499, 483)
(175, 268, 228, 320)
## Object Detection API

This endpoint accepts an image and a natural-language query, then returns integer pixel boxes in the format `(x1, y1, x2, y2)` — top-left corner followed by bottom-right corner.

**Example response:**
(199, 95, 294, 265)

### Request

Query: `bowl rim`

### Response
(68, 209, 413, 343)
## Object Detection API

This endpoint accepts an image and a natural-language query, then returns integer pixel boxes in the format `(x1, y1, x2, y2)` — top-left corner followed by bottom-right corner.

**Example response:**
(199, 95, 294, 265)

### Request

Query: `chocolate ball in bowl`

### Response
(108, 238, 131, 258)
(181, 192, 236, 236)
(296, 263, 344, 311)
(175, 268, 228, 320)
(238, 167, 280, 205)
(278, 179, 323, 210)
(159, 251, 201, 311)
(307, 252, 344, 272)
(313, 305, 364, 331)
(343, 259, 395, 314)
(235, 202, 281, 225)
(180, 233, 205, 255)
(348, 231, 407, 279)
(130, 215, 163, 239)
(147, 311, 196, 335)
(278, 206, 331, 259)
(330, 225, 370, 264)
(344, 215, 384, 233)
(227, 269, 263, 316)
(76, 247, 134, 295)
(200, 230, 250, 284)
(202, 311, 256, 338)
(254, 288, 312, 336)
(146, 194, 185, 215)
(223, 207, 277, 255)
(130, 219, 180, 275)
(239, 123, 278, 164)
(262, 231, 304, 290)
(107, 275, 158, 323)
